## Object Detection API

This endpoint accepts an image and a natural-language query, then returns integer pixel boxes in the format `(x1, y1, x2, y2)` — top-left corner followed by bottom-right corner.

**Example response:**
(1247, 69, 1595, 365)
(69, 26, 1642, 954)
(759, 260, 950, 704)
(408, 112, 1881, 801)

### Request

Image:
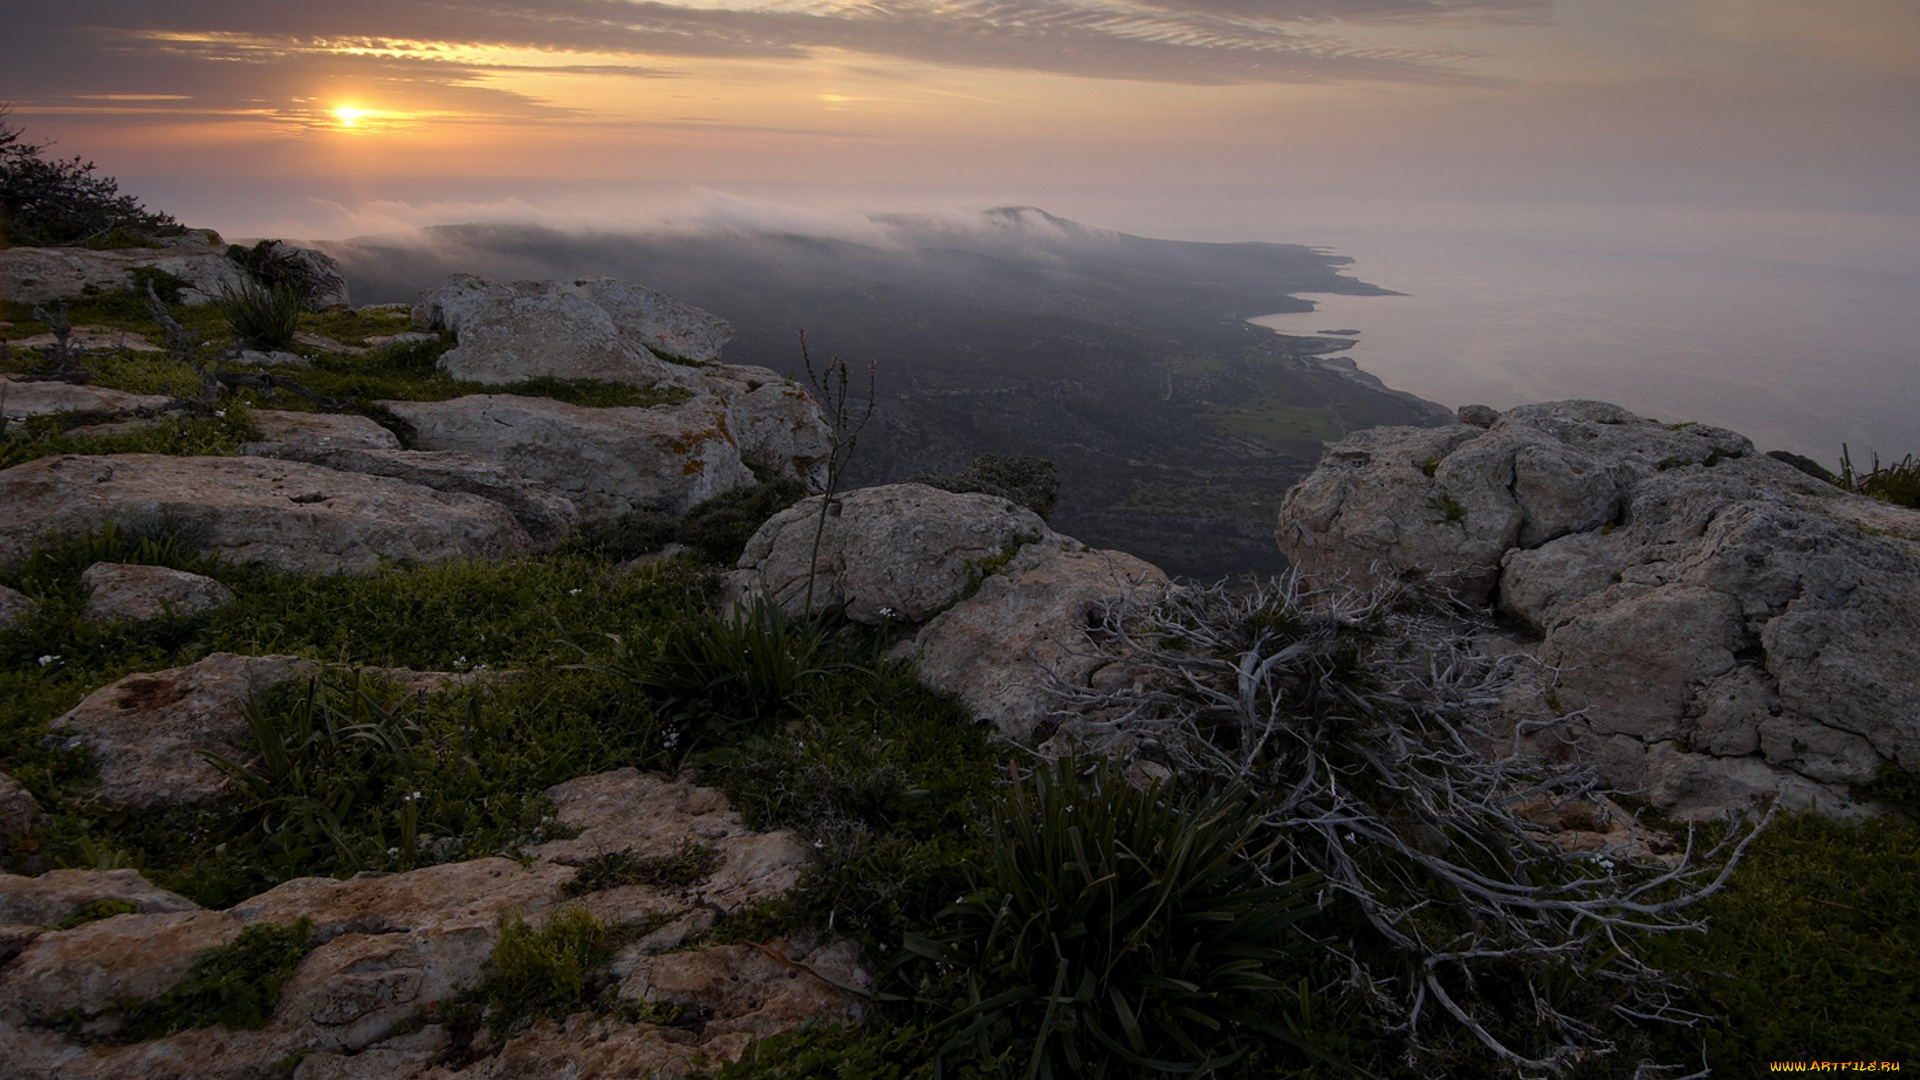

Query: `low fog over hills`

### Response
(325, 208, 1450, 578)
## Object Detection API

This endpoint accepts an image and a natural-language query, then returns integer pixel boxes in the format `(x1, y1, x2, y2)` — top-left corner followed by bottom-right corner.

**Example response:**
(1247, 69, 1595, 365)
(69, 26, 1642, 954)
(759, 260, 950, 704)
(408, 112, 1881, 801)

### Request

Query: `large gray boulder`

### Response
(730, 483, 1065, 624)
(1277, 401, 1920, 818)
(380, 394, 755, 519)
(413, 275, 734, 385)
(0, 454, 534, 574)
(902, 544, 1171, 740)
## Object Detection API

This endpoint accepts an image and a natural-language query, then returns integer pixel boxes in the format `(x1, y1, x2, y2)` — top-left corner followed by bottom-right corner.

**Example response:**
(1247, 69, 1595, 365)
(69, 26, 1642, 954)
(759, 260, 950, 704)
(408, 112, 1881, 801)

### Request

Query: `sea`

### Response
(1242, 205, 1920, 466)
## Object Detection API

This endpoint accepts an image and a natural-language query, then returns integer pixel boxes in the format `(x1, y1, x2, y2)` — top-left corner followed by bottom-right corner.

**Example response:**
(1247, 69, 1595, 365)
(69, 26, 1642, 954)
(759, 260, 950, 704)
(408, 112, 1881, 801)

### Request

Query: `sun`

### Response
(333, 105, 365, 128)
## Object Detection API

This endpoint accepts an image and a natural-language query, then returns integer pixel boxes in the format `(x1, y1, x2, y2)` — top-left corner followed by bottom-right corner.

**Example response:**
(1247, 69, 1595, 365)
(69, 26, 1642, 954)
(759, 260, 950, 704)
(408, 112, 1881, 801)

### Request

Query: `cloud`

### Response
(11, 0, 1537, 116)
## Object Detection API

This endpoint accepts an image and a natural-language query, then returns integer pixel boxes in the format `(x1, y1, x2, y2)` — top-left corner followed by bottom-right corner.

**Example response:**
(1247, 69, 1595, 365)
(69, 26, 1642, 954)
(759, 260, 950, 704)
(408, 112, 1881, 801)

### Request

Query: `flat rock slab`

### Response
(0, 584, 36, 632)
(1, 376, 173, 419)
(81, 562, 234, 623)
(245, 445, 579, 544)
(246, 411, 403, 452)
(0, 454, 534, 574)
(8, 326, 163, 353)
(0, 768, 855, 1080)
(0, 234, 349, 309)
(381, 394, 754, 518)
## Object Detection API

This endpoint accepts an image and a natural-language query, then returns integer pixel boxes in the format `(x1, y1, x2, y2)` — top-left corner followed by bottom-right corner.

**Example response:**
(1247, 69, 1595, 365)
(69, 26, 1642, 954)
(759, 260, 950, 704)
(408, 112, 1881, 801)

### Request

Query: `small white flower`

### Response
(387, 847, 399, 857)
(879, 606, 897, 618)
(568, 588, 581, 596)
(214, 409, 227, 418)
(36, 654, 59, 667)
(1598, 858, 1615, 870)
(1346, 832, 1357, 842)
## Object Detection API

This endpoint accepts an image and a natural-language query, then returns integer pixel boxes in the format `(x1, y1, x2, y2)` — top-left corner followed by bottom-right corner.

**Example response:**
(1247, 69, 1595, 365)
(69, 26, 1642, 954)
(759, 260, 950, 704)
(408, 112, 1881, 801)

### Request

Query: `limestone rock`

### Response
(413, 276, 733, 385)
(0, 584, 36, 632)
(903, 544, 1171, 739)
(81, 562, 235, 623)
(0, 771, 40, 841)
(0, 375, 173, 419)
(731, 483, 1064, 624)
(0, 231, 302, 307)
(1278, 400, 1920, 818)
(0, 454, 534, 574)
(245, 445, 580, 544)
(0, 769, 854, 1080)
(380, 394, 753, 519)
(246, 410, 404, 452)
(0, 868, 200, 929)
(689, 365, 832, 489)
(7, 325, 162, 354)
(51, 653, 312, 808)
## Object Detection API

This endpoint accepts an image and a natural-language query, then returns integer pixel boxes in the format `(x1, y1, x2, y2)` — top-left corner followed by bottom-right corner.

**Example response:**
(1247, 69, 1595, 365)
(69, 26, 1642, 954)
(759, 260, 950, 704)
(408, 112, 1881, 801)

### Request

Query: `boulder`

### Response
(731, 483, 1065, 624)
(903, 545, 1171, 740)
(1278, 401, 1920, 817)
(0, 454, 535, 574)
(81, 562, 234, 623)
(412, 276, 733, 386)
(245, 445, 580, 544)
(685, 365, 832, 489)
(380, 394, 754, 519)
(0, 584, 36, 632)
(50, 653, 312, 808)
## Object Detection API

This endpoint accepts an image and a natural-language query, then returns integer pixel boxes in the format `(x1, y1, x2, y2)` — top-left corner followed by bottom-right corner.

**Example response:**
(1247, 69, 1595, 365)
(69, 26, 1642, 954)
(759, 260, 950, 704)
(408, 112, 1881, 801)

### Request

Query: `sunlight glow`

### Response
(334, 106, 364, 127)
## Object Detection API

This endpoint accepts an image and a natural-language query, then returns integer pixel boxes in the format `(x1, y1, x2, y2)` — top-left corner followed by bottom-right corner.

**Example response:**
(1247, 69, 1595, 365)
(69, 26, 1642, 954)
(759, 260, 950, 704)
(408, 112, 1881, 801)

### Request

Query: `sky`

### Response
(5, 0, 1919, 242)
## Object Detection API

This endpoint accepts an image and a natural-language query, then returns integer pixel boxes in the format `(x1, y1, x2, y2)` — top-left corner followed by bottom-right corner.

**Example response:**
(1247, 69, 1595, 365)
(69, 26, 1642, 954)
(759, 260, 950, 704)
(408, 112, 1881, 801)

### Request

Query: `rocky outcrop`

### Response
(413, 276, 734, 385)
(0, 231, 348, 308)
(902, 545, 1170, 740)
(0, 454, 535, 574)
(244, 445, 581, 545)
(382, 394, 754, 519)
(81, 563, 234, 623)
(50, 653, 312, 808)
(0, 769, 857, 1080)
(1277, 401, 1920, 817)
(731, 483, 1066, 624)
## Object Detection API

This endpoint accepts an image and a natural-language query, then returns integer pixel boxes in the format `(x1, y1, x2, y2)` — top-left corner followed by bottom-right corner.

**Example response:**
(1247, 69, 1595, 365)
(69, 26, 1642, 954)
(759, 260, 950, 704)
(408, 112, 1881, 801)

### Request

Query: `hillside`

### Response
(323, 209, 1451, 579)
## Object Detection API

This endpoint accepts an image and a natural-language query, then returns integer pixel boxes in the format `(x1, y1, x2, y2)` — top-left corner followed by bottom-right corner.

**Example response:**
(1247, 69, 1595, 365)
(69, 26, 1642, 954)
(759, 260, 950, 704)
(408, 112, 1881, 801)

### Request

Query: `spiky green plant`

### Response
(215, 279, 302, 351)
(908, 760, 1327, 1079)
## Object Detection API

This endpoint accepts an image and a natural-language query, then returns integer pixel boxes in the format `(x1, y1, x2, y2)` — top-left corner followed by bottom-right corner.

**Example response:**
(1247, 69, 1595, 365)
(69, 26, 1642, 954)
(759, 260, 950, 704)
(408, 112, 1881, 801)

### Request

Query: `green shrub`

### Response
(561, 841, 723, 898)
(906, 760, 1325, 1078)
(1639, 813, 1920, 1074)
(215, 280, 302, 350)
(911, 454, 1062, 519)
(1839, 448, 1920, 509)
(678, 478, 808, 564)
(0, 110, 182, 248)
(112, 918, 314, 1041)
(480, 907, 610, 1036)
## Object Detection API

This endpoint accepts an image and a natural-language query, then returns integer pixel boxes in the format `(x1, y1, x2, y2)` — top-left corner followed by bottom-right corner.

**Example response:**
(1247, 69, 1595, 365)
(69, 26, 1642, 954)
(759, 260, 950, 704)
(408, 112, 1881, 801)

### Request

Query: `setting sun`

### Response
(333, 105, 363, 127)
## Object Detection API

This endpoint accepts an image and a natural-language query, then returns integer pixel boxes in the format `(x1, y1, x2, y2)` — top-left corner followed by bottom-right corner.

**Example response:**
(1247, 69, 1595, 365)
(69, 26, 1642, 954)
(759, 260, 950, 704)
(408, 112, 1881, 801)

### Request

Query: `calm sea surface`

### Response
(1247, 217, 1920, 465)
